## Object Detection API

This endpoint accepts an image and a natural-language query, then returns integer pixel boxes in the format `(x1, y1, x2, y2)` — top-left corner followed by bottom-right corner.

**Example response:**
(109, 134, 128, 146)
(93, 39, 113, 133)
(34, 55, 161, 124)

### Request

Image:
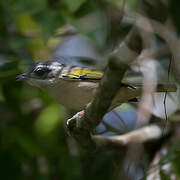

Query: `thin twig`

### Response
(92, 124, 164, 149)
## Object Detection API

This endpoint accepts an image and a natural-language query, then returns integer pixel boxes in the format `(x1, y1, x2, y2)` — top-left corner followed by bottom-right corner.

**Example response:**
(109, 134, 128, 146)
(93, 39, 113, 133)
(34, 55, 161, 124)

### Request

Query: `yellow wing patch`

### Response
(63, 68, 103, 81)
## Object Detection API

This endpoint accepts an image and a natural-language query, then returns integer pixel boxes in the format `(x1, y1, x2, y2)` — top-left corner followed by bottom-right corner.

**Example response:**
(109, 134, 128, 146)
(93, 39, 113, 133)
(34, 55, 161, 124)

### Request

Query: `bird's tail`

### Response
(129, 83, 177, 92)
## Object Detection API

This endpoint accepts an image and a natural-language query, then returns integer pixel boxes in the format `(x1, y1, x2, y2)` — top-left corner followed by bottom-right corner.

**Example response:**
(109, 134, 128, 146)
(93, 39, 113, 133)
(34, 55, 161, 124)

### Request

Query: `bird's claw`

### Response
(66, 110, 84, 135)
(66, 110, 84, 126)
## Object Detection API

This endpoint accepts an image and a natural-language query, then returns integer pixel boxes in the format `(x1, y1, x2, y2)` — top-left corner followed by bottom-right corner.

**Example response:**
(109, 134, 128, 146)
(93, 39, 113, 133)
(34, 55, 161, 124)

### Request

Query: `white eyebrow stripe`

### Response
(51, 62, 62, 66)
(36, 62, 63, 69)
(36, 65, 46, 69)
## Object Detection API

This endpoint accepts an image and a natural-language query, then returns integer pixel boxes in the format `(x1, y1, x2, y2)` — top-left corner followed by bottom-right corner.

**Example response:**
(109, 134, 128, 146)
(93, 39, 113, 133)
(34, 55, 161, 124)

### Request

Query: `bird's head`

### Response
(16, 60, 64, 88)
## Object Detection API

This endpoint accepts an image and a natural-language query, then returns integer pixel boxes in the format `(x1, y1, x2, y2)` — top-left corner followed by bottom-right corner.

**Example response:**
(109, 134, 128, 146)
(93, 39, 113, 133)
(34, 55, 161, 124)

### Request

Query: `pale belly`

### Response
(45, 80, 98, 110)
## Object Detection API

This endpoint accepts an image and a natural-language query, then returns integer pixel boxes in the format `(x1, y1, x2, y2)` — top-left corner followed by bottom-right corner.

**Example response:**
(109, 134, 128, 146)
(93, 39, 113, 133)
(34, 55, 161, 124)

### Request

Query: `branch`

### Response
(129, 12, 180, 83)
(67, 29, 140, 150)
(92, 124, 164, 149)
(133, 13, 158, 128)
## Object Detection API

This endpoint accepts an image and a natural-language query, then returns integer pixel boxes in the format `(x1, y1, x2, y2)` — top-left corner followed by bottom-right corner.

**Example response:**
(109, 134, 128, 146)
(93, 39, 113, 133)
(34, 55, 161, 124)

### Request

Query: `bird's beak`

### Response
(16, 73, 28, 81)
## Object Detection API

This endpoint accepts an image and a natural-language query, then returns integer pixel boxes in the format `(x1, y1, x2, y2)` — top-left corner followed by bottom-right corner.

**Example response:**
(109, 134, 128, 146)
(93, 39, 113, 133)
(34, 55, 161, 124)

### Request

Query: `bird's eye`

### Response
(34, 68, 48, 77)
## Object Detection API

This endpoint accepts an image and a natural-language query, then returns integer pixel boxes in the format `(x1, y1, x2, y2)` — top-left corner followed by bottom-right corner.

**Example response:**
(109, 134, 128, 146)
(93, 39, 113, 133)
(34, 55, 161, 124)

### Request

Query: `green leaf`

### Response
(63, 0, 86, 12)
(11, 128, 44, 156)
(16, 13, 41, 36)
(7, 0, 46, 15)
(35, 104, 65, 137)
(160, 170, 171, 180)
(26, 37, 51, 59)
(172, 142, 180, 178)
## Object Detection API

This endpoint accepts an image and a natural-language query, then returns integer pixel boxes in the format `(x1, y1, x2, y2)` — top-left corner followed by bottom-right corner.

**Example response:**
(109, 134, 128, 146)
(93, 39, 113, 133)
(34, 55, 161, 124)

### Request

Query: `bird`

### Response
(16, 58, 177, 110)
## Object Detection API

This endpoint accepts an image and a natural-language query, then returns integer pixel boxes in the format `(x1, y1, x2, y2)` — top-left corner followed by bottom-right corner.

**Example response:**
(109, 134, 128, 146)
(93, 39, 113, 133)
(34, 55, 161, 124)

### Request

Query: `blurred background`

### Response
(0, 0, 180, 179)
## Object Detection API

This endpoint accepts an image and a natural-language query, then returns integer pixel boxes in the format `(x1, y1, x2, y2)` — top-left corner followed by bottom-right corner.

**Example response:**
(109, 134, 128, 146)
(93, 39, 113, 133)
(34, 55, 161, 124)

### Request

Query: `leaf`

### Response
(63, 0, 86, 12)
(172, 142, 180, 178)
(16, 13, 41, 36)
(11, 128, 44, 156)
(27, 37, 51, 59)
(160, 170, 171, 180)
(7, 0, 46, 15)
(35, 104, 65, 137)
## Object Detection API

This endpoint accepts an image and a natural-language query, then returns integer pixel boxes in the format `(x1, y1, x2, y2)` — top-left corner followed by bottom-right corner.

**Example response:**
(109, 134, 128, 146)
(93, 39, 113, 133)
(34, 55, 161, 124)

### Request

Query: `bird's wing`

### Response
(60, 65, 177, 92)
(61, 67, 103, 82)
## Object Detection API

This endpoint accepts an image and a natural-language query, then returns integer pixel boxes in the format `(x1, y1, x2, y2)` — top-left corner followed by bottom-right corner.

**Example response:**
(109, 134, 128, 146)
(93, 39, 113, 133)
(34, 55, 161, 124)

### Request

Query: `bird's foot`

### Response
(66, 110, 84, 135)
(66, 110, 85, 126)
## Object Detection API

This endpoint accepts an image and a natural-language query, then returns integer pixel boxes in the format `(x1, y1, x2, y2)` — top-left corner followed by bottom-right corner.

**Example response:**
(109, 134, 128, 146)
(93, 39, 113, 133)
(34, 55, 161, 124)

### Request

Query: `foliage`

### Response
(0, 0, 180, 179)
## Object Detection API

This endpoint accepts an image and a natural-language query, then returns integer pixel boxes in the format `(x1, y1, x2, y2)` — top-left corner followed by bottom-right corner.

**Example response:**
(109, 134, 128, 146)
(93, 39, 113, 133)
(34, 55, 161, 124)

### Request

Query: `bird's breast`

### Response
(45, 80, 98, 110)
